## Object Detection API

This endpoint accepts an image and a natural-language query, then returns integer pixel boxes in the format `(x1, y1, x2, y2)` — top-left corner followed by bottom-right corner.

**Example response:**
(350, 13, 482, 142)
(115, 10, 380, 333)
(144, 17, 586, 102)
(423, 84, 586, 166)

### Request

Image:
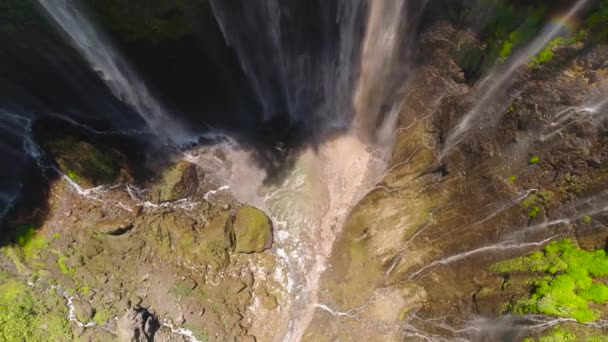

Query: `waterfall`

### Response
(353, 0, 413, 144)
(209, 0, 366, 137)
(36, 0, 191, 145)
(205, 1, 419, 340)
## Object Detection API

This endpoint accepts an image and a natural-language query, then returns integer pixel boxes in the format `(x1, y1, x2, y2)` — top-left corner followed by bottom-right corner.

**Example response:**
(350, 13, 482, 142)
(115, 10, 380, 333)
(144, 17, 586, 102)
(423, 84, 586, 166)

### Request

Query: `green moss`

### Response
(525, 327, 577, 342)
(583, 216, 592, 224)
(529, 156, 541, 164)
(491, 239, 608, 322)
(508, 175, 517, 183)
(46, 136, 123, 188)
(529, 30, 586, 68)
(92, 307, 112, 325)
(79, 286, 91, 296)
(56, 254, 74, 276)
(0, 272, 73, 341)
(16, 227, 48, 261)
(529, 206, 540, 218)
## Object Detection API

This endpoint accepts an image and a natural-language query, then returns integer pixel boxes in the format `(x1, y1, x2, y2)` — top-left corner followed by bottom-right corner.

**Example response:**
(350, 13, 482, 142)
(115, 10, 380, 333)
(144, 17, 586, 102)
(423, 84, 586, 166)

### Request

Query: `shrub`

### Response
(491, 239, 608, 322)
(0, 272, 72, 341)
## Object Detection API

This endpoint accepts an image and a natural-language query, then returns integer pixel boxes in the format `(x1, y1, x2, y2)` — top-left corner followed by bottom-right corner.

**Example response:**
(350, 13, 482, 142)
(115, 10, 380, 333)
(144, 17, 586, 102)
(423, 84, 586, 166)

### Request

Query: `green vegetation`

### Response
(15, 226, 48, 260)
(529, 30, 587, 68)
(496, 9, 546, 61)
(92, 307, 112, 325)
(0, 271, 72, 341)
(522, 191, 553, 217)
(1, 225, 59, 274)
(524, 327, 576, 342)
(529, 156, 540, 164)
(508, 175, 517, 183)
(528, 205, 540, 218)
(56, 253, 74, 276)
(492, 239, 608, 322)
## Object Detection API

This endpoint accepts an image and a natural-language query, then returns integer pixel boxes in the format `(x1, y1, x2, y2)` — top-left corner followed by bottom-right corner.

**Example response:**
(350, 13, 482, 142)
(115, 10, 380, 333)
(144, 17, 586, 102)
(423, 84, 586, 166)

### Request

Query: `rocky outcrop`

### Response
(150, 161, 199, 203)
(117, 308, 160, 342)
(42, 135, 130, 188)
(0, 154, 280, 342)
(233, 206, 273, 253)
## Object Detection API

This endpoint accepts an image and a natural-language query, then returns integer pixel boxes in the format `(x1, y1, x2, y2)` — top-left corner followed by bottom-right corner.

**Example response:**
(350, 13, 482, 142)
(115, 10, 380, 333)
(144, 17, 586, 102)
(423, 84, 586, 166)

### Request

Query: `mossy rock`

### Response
(151, 161, 199, 203)
(200, 212, 234, 270)
(44, 136, 127, 188)
(233, 206, 273, 253)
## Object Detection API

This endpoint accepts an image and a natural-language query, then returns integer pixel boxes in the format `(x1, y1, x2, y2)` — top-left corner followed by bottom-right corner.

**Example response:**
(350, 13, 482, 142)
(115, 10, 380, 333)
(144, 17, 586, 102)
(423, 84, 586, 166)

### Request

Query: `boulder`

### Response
(152, 161, 199, 203)
(116, 308, 159, 342)
(233, 206, 273, 253)
(43, 136, 127, 188)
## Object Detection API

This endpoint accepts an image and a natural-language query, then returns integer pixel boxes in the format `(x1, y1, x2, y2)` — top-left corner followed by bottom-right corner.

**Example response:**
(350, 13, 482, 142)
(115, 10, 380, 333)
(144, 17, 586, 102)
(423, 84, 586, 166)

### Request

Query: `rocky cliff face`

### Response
(303, 22, 608, 341)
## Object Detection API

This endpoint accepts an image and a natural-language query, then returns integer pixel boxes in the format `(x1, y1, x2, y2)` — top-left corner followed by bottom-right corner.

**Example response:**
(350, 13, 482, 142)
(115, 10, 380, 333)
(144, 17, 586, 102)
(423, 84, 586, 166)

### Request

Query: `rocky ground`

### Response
(1, 148, 284, 341)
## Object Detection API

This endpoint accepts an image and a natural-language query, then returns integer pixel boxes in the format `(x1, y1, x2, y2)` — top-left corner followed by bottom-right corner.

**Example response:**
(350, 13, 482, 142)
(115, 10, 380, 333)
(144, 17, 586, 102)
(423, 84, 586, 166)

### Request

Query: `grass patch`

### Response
(491, 239, 608, 322)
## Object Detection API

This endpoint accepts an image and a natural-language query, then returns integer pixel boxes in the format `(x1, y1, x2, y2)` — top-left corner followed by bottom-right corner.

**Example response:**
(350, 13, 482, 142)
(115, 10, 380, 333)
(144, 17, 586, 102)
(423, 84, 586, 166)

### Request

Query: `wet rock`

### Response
(233, 206, 273, 253)
(151, 161, 199, 203)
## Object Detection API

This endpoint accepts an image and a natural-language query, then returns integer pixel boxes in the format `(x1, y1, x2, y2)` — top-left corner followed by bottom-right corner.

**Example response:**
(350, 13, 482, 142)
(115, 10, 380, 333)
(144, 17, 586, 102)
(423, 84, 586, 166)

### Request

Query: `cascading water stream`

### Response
(0, 110, 44, 220)
(36, 0, 191, 145)
(209, 0, 372, 135)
